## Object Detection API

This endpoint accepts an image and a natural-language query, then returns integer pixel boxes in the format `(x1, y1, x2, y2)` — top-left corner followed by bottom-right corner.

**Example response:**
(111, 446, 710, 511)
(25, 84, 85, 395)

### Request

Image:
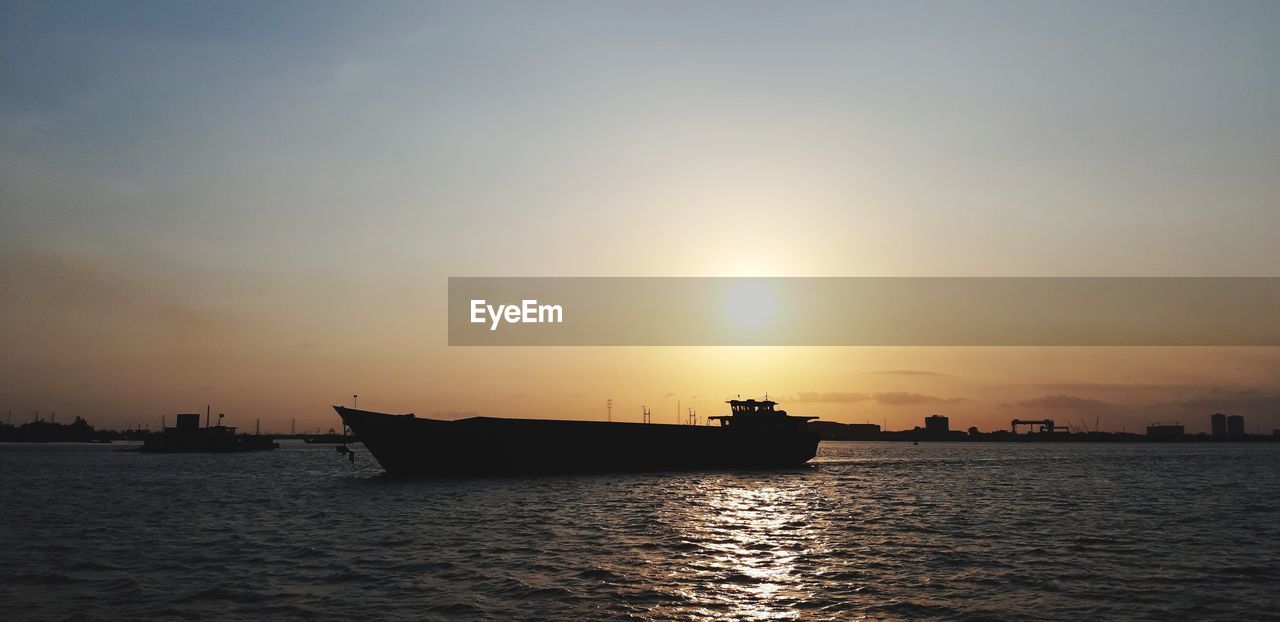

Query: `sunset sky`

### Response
(3, 1, 1278, 434)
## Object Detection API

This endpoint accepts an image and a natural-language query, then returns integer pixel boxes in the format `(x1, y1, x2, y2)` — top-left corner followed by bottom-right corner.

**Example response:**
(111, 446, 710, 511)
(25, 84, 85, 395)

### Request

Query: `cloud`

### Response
(873, 392, 971, 406)
(793, 391, 969, 406)
(1031, 382, 1198, 395)
(1011, 386, 1280, 415)
(863, 370, 956, 377)
(1161, 386, 1280, 418)
(1014, 394, 1115, 411)
(794, 391, 871, 403)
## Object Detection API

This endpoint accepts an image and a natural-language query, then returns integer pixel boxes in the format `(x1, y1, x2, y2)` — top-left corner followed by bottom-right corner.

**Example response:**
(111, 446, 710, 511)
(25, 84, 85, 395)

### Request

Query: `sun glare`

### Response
(725, 281, 777, 330)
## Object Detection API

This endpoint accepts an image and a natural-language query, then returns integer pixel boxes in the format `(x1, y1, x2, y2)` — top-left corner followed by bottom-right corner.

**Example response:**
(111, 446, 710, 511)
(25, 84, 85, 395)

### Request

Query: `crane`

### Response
(1011, 419, 1069, 434)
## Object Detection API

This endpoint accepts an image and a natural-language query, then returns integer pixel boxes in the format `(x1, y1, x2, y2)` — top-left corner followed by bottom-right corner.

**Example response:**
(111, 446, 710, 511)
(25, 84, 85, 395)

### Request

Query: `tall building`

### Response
(1211, 413, 1227, 438)
(925, 414, 949, 434)
(1226, 415, 1245, 437)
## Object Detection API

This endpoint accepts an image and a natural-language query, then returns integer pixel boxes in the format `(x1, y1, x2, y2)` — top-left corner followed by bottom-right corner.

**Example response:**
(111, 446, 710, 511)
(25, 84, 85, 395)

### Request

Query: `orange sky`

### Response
(2, 3, 1278, 434)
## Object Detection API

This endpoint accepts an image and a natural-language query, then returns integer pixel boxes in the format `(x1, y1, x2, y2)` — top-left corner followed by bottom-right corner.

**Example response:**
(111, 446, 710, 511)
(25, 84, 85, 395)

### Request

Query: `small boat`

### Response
(140, 413, 278, 453)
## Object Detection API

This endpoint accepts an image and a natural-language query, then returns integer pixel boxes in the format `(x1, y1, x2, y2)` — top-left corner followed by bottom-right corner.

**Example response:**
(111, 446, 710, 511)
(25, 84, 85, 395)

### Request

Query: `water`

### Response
(2, 441, 1278, 621)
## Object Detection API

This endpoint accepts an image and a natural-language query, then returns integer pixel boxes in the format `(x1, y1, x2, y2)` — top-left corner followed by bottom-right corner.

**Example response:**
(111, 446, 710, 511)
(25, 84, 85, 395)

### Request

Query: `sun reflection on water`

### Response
(664, 478, 831, 621)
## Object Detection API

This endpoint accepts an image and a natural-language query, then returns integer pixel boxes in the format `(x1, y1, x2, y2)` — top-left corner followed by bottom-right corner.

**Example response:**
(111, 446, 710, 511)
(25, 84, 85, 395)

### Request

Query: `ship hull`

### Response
(334, 407, 819, 476)
(139, 432, 278, 453)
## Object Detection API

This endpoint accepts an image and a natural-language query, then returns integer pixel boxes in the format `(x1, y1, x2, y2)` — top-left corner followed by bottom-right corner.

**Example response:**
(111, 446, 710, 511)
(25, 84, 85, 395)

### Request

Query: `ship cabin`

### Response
(165, 413, 238, 436)
(709, 398, 817, 427)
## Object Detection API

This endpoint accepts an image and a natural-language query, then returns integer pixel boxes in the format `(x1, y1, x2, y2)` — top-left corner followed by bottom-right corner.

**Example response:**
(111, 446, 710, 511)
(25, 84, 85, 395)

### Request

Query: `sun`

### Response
(724, 280, 777, 330)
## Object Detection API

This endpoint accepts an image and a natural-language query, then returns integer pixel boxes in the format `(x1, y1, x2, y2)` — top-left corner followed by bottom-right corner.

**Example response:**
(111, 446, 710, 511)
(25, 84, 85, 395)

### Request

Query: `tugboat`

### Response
(333, 397, 818, 476)
(140, 411, 278, 453)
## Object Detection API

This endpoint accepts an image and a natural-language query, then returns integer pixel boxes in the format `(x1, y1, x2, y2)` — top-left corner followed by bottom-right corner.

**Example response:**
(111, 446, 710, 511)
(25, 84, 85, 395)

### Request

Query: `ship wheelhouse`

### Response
(709, 398, 817, 428)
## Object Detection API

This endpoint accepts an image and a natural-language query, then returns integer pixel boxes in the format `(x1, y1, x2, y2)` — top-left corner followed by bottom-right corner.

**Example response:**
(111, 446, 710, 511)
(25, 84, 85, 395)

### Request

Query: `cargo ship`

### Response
(334, 398, 819, 476)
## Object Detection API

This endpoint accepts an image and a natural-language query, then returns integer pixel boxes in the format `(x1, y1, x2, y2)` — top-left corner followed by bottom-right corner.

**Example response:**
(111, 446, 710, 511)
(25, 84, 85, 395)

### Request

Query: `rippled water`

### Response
(2, 441, 1278, 620)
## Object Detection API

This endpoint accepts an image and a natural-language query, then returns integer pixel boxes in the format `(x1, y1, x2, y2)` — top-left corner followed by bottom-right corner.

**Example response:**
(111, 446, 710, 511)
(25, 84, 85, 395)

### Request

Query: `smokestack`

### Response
(206, 405, 210, 428)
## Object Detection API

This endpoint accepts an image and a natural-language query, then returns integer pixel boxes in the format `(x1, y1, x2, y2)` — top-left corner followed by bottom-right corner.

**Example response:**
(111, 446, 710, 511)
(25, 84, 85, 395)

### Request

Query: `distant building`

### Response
(1211, 413, 1227, 438)
(1227, 415, 1245, 437)
(1146, 424, 1185, 438)
(924, 414, 949, 434)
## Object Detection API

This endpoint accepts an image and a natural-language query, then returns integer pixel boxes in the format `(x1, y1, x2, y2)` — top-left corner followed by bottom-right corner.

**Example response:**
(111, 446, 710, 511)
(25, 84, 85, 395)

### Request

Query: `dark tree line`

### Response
(0, 417, 155, 442)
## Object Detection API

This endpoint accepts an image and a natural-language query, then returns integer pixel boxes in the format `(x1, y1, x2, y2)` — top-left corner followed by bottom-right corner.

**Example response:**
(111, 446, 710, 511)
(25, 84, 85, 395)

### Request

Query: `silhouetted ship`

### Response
(334, 398, 819, 476)
(140, 413, 278, 453)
